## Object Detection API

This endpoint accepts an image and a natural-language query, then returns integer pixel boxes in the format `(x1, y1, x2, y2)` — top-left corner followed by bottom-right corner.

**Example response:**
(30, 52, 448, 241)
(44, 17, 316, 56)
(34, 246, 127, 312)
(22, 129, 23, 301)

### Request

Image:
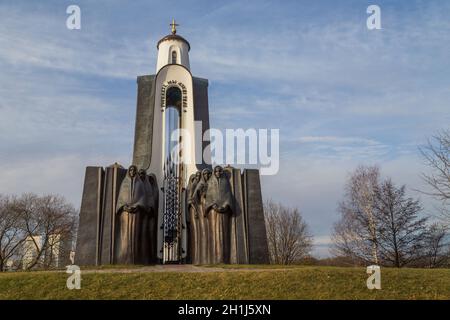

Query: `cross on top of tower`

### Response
(156, 19, 190, 52)
(170, 19, 179, 35)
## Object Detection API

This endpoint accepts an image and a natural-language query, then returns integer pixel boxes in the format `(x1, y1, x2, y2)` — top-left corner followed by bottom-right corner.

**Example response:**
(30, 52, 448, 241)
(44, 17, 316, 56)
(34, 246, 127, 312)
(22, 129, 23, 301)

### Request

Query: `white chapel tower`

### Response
(139, 20, 210, 262)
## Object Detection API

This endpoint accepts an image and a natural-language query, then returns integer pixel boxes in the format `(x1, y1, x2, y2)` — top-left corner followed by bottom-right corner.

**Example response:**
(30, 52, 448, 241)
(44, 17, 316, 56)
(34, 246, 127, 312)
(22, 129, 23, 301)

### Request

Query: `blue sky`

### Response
(0, 0, 449, 256)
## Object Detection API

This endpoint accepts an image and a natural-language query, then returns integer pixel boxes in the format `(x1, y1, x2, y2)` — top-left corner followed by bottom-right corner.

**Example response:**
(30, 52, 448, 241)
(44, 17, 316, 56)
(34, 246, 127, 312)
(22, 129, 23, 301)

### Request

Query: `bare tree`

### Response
(422, 223, 449, 268)
(332, 165, 381, 265)
(374, 179, 428, 268)
(264, 200, 313, 265)
(331, 214, 373, 266)
(11, 194, 77, 270)
(419, 130, 450, 224)
(0, 195, 27, 272)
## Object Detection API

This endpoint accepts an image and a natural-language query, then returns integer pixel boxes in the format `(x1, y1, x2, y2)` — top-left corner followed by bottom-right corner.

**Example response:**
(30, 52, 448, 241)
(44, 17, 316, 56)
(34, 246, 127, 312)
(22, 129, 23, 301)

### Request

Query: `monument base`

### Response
(75, 165, 269, 266)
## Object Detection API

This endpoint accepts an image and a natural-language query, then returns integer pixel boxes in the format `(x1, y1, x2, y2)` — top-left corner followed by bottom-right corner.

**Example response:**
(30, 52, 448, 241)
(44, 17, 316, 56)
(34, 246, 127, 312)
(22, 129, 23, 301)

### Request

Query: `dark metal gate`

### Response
(162, 165, 182, 263)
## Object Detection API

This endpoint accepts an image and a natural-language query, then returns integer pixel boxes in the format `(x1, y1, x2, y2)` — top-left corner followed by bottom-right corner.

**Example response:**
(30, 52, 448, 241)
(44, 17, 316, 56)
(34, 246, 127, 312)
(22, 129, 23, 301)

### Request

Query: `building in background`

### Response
(22, 234, 71, 270)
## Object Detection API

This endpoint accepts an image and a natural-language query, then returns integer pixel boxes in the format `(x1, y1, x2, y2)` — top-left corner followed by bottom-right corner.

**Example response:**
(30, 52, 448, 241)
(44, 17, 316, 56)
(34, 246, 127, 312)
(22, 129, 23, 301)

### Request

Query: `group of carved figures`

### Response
(187, 166, 234, 265)
(114, 164, 234, 265)
(115, 165, 158, 265)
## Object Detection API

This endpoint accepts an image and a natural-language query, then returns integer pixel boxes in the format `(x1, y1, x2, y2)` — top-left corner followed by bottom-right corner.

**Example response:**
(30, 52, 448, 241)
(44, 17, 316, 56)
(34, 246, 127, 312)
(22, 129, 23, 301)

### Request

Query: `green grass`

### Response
(203, 264, 307, 269)
(79, 264, 149, 270)
(0, 266, 449, 300)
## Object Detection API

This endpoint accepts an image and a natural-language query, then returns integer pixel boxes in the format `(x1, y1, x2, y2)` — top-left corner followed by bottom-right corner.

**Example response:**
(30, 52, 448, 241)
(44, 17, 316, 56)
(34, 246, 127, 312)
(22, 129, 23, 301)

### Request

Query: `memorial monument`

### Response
(75, 21, 269, 265)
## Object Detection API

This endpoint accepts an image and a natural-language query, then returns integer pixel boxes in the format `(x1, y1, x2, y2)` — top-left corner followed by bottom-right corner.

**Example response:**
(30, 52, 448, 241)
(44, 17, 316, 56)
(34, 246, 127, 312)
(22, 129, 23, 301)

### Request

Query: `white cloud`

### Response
(314, 235, 333, 246)
(295, 136, 380, 145)
(0, 5, 154, 80)
(0, 153, 129, 207)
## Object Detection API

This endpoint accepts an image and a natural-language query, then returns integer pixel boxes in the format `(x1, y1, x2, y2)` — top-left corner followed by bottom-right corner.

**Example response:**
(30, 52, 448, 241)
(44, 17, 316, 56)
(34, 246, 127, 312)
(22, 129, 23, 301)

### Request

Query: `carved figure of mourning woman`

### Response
(192, 168, 212, 264)
(187, 171, 201, 264)
(205, 166, 233, 264)
(115, 165, 157, 264)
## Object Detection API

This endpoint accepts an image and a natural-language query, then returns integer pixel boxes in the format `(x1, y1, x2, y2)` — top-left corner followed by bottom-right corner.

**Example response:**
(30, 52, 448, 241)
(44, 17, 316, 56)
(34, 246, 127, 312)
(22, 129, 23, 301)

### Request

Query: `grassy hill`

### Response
(0, 265, 449, 300)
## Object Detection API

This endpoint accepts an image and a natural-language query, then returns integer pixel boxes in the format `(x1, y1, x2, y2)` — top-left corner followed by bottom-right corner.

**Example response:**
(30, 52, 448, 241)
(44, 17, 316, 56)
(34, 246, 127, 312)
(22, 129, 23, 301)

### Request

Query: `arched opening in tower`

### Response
(163, 86, 183, 263)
